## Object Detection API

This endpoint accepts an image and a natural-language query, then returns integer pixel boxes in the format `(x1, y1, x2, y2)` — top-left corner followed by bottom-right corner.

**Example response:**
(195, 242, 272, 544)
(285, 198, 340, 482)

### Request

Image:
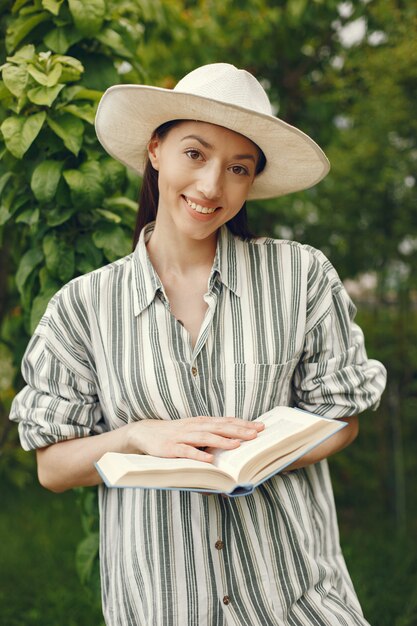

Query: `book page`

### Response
(211, 406, 330, 481)
(96, 452, 236, 491)
(106, 453, 219, 475)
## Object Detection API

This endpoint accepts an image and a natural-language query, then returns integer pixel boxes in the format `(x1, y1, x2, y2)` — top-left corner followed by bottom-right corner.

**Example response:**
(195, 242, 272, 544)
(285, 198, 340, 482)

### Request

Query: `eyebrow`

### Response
(180, 134, 256, 162)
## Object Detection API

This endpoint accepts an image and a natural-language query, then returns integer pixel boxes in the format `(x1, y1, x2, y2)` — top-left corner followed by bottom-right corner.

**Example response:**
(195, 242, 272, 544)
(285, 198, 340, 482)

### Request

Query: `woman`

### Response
(11, 63, 386, 625)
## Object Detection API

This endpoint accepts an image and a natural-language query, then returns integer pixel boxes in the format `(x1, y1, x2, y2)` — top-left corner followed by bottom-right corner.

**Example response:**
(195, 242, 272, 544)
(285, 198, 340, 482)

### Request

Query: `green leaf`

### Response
(20, 267, 38, 314)
(2, 64, 29, 97)
(68, 0, 105, 37)
(0, 82, 13, 103)
(15, 207, 40, 226)
(27, 62, 62, 87)
(60, 66, 83, 83)
(75, 234, 103, 272)
(76, 52, 118, 90)
(11, 0, 32, 14)
(31, 160, 63, 202)
(0, 172, 14, 197)
(41, 0, 64, 16)
(95, 208, 121, 223)
(287, 0, 308, 20)
(30, 285, 59, 332)
(63, 161, 104, 209)
(43, 26, 82, 54)
(46, 205, 75, 226)
(103, 196, 137, 212)
(7, 93, 28, 114)
(1, 112, 46, 159)
(75, 532, 100, 585)
(27, 83, 64, 106)
(43, 231, 75, 281)
(76, 485, 99, 530)
(92, 222, 131, 261)
(15, 247, 43, 295)
(38, 266, 61, 291)
(96, 28, 133, 58)
(62, 86, 102, 102)
(60, 103, 96, 124)
(53, 55, 84, 73)
(101, 159, 126, 194)
(0, 343, 15, 392)
(46, 113, 84, 155)
(6, 12, 50, 53)
(0, 182, 19, 226)
(0, 206, 14, 227)
(5, 44, 35, 63)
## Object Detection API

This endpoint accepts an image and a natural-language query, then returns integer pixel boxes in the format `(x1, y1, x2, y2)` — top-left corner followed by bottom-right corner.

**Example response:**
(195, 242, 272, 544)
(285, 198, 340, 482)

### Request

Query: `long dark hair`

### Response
(132, 120, 266, 248)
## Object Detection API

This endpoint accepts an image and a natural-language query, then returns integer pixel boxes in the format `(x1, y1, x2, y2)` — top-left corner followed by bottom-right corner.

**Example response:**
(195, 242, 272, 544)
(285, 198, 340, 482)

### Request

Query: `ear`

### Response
(147, 137, 160, 171)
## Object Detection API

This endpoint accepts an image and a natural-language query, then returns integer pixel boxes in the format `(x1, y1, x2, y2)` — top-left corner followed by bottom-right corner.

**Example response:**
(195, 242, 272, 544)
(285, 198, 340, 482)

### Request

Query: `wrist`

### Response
(123, 421, 145, 454)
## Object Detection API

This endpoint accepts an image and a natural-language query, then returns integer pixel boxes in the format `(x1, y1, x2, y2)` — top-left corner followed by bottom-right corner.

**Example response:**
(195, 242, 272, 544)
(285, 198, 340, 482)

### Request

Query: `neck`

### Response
(146, 219, 219, 277)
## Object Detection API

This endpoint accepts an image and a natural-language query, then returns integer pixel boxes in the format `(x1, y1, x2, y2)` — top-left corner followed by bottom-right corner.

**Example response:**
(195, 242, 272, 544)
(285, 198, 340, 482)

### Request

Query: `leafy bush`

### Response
(0, 0, 152, 604)
(0, 3, 145, 350)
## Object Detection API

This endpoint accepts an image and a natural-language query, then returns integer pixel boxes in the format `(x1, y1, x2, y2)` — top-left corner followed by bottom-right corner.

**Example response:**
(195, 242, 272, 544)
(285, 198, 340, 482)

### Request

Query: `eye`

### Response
(185, 149, 203, 161)
(229, 165, 250, 176)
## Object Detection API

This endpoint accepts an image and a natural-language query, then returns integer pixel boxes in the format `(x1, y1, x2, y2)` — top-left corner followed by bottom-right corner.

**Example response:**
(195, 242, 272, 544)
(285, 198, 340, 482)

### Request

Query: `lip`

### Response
(184, 195, 220, 211)
(181, 195, 221, 221)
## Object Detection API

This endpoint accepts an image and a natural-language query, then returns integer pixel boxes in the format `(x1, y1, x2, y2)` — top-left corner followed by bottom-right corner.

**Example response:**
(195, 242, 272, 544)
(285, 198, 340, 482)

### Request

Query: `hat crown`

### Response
(174, 63, 273, 116)
(95, 63, 329, 199)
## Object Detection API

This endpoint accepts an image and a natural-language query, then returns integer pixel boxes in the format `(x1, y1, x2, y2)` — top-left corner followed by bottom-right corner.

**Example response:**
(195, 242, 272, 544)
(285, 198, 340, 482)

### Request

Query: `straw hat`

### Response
(95, 63, 330, 200)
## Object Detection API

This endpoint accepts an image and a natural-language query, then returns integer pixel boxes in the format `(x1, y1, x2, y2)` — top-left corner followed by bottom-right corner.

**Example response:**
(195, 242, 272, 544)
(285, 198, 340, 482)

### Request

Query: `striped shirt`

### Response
(10, 223, 386, 626)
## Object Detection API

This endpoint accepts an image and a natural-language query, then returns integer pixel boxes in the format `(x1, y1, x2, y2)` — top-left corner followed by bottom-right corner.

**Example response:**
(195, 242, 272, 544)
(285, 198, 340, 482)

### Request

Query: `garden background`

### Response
(0, 0, 416, 624)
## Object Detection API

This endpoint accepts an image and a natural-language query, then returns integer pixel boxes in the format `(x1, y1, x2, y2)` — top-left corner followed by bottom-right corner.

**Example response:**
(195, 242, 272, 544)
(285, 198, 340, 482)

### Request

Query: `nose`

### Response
(196, 163, 223, 200)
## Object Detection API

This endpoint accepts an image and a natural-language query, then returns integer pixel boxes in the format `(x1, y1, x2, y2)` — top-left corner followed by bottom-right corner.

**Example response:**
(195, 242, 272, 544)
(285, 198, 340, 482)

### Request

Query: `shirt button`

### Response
(215, 540, 224, 550)
(223, 595, 230, 605)
(191, 366, 198, 377)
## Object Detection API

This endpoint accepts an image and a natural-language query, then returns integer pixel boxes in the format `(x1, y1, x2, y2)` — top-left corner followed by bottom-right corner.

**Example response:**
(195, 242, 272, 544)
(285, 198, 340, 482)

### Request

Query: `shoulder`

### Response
(37, 253, 135, 334)
(239, 235, 322, 258)
(238, 236, 341, 282)
(234, 236, 347, 310)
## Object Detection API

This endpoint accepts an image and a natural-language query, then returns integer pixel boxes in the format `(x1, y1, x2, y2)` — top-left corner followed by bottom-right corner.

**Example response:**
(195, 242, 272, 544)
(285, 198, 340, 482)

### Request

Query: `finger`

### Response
(204, 424, 260, 440)
(219, 419, 264, 430)
(182, 433, 242, 449)
(188, 417, 263, 430)
(185, 421, 262, 439)
(174, 443, 214, 463)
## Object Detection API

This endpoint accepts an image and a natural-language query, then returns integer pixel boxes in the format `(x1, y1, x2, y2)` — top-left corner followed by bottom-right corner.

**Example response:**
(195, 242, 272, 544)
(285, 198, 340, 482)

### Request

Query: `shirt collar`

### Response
(210, 225, 241, 297)
(132, 223, 164, 316)
(132, 223, 241, 316)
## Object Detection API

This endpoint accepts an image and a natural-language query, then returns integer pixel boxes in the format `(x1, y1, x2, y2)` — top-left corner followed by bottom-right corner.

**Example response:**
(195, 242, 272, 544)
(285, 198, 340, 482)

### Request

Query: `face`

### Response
(147, 121, 259, 242)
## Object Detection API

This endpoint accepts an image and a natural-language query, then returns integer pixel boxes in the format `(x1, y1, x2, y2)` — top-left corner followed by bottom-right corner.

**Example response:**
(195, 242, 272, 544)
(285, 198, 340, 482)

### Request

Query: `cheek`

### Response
(158, 162, 190, 193)
(157, 171, 178, 195)
(229, 182, 252, 208)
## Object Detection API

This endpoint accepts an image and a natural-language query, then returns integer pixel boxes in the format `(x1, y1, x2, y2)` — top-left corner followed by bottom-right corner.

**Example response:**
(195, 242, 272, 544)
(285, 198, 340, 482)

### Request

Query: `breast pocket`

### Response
(224, 357, 299, 419)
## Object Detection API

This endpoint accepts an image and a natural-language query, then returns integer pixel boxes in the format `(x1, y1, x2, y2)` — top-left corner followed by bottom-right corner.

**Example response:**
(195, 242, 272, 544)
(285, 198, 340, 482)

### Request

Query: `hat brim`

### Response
(95, 85, 330, 200)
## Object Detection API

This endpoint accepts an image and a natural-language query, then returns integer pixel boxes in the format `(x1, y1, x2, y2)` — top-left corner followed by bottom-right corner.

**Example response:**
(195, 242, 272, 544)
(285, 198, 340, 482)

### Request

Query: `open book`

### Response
(96, 406, 346, 496)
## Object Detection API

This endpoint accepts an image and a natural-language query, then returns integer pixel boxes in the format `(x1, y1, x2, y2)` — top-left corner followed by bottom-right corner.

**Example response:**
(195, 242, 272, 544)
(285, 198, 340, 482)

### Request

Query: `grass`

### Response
(339, 521, 417, 626)
(0, 478, 103, 626)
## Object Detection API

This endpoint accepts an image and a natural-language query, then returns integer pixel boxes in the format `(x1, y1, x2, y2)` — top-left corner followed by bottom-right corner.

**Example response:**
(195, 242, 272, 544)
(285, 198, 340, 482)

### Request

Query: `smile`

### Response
(184, 196, 219, 214)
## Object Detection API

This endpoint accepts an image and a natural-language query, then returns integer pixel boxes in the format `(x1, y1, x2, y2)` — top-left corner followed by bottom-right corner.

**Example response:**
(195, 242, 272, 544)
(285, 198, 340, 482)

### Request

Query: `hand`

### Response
(126, 417, 265, 463)
(282, 415, 359, 472)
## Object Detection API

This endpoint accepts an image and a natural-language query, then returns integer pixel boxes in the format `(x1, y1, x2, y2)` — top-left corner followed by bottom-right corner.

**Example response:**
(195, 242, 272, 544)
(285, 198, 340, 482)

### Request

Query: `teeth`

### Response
(185, 197, 217, 214)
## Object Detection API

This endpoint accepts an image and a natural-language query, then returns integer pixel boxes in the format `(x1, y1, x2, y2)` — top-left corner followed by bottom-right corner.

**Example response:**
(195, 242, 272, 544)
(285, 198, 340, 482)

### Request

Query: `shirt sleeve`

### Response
(292, 247, 387, 418)
(9, 282, 106, 451)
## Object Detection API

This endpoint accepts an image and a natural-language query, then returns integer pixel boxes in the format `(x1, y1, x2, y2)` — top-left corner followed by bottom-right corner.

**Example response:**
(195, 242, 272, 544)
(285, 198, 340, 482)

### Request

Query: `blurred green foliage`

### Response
(0, 0, 416, 624)
(0, 479, 103, 626)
